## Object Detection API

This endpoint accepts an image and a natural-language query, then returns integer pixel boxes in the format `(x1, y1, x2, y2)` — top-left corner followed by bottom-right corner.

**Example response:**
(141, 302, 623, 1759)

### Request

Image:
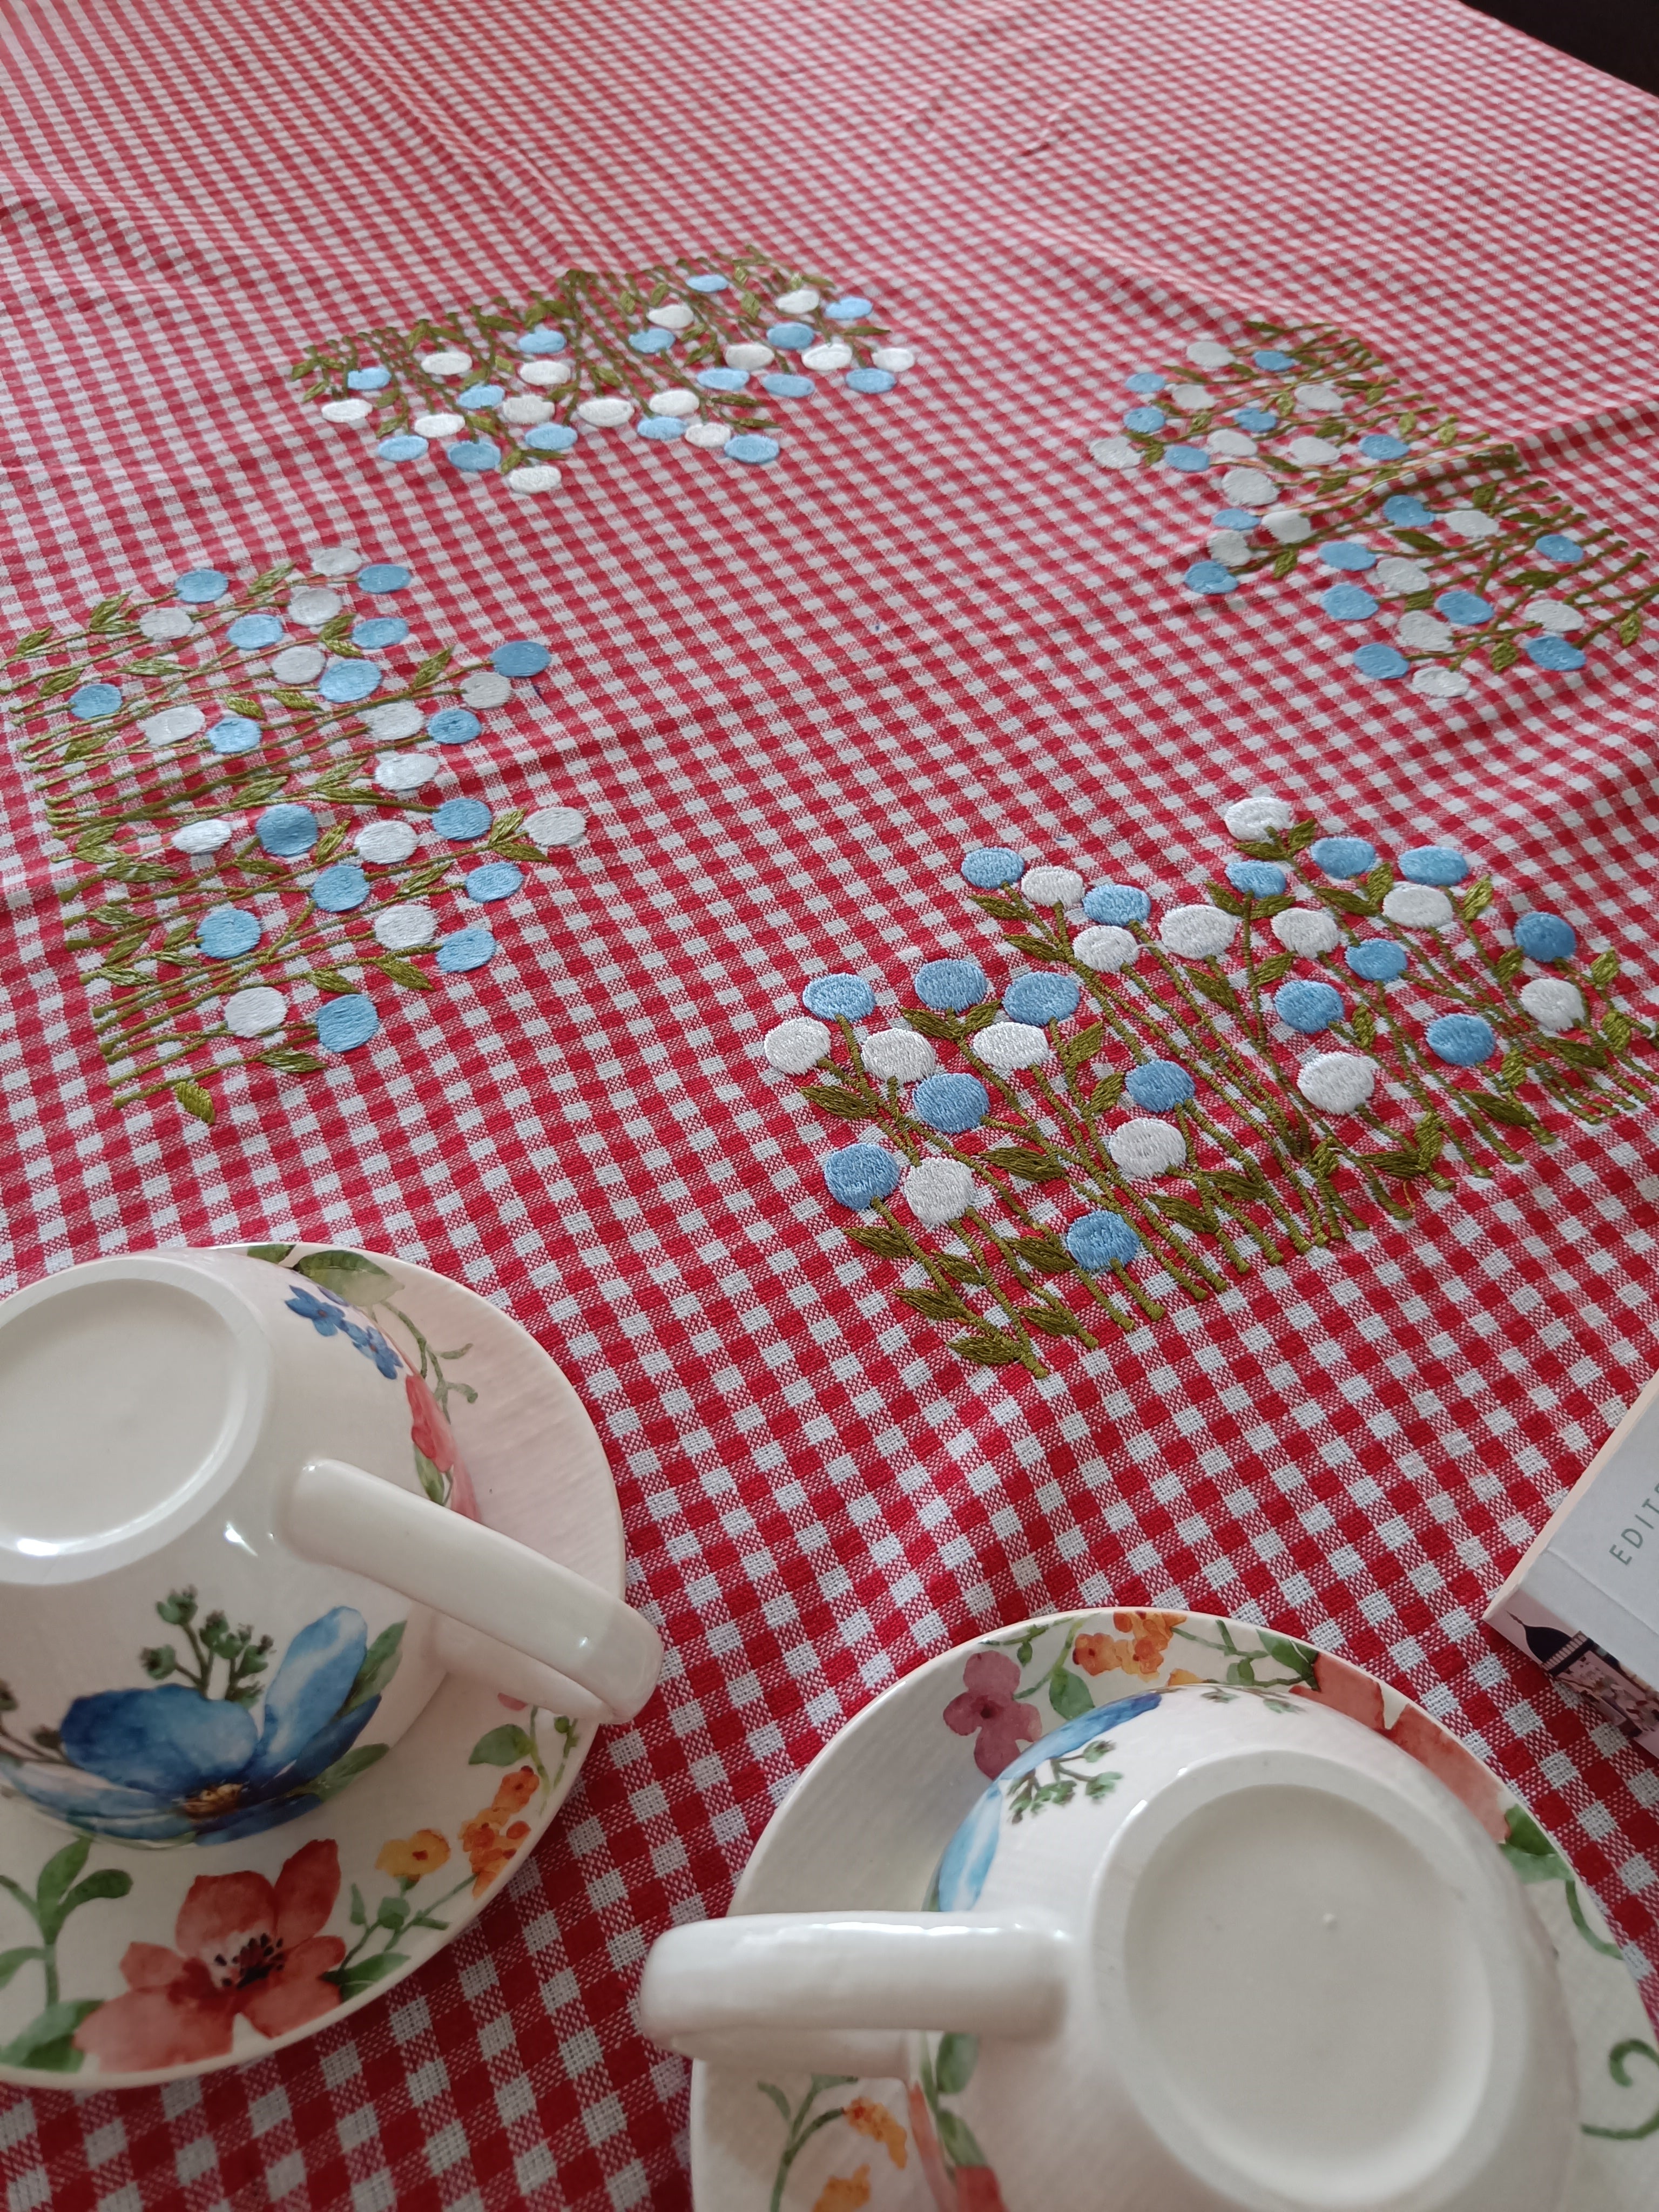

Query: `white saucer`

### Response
(691, 1609, 1659, 2210)
(0, 1242, 619, 2089)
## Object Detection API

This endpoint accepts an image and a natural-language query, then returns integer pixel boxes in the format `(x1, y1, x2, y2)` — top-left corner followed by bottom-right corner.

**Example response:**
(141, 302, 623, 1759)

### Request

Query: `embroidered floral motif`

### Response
(1093, 319, 1655, 697)
(0, 555, 586, 1122)
(764, 802, 1658, 1374)
(291, 254, 915, 491)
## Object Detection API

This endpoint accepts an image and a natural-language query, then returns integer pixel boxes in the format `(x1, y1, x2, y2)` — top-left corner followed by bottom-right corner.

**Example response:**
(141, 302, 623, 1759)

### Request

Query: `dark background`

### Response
(1468, 0, 1659, 93)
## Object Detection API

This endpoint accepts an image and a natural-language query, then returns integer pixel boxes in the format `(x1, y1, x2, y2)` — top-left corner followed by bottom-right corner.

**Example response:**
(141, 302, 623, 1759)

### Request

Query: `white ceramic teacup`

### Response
(640, 1687, 1580, 2212)
(0, 1251, 660, 1848)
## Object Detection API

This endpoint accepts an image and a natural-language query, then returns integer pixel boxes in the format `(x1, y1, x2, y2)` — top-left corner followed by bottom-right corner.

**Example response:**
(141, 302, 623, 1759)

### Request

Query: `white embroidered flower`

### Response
(1373, 556, 1432, 597)
(1107, 1119, 1186, 1178)
(1286, 435, 1340, 467)
(1442, 507, 1500, 541)
(1072, 925, 1137, 972)
(138, 608, 195, 642)
(1293, 382, 1345, 415)
(1523, 597, 1582, 633)
(764, 1016, 832, 1072)
(1263, 509, 1313, 544)
(648, 302, 696, 329)
(648, 390, 701, 416)
(522, 806, 586, 848)
(724, 342, 774, 370)
(1396, 612, 1453, 652)
(1382, 884, 1454, 927)
(1272, 907, 1340, 956)
(774, 287, 820, 314)
(320, 397, 374, 424)
(1206, 429, 1257, 459)
(519, 359, 573, 387)
(356, 821, 419, 864)
(684, 422, 732, 449)
(271, 646, 325, 682)
(373, 902, 437, 949)
(1160, 905, 1237, 959)
(224, 987, 286, 1038)
(459, 671, 512, 709)
(140, 705, 205, 746)
(172, 818, 234, 853)
(1412, 667, 1471, 699)
(576, 397, 633, 427)
(374, 751, 440, 791)
(1221, 467, 1275, 508)
(1297, 1053, 1375, 1112)
(1223, 795, 1293, 839)
(500, 394, 554, 425)
(1519, 976, 1584, 1033)
(1169, 381, 1209, 409)
(1186, 341, 1233, 369)
(363, 702, 424, 743)
(509, 464, 563, 495)
(419, 350, 470, 375)
(1020, 865, 1084, 908)
(413, 412, 465, 439)
(801, 342, 852, 372)
(1091, 436, 1141, 470)
(871, 347, 915, 373)
(288, 588, 343, 625)
(902, 1157, 976, 1226)
(973, 1022, 1051, 1071)
(861, 1028, 937, 1081)
(1208, 529, 1252, 569)
(309, 547, 363, 577)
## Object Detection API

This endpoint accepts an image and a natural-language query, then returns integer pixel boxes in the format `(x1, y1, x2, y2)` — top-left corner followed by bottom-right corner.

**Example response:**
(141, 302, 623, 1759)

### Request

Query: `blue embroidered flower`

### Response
(466, 862, 522, 902)
(516, 329, 567, 353)
(639, 416, 684, 441)
(312, 863, 369, 912)
(1083, 885, 1150, 926)
(356, 564, 411, 594)
(727, 434, 781, 464)
(1398, 846, 1469, 885)
(766, 321, 815, 350)
(525, 424, 578, 453)
(198, 907, 261, 958)
(1525, 636, 1585, 672)
(1435, 589, 1493, 626)
(458, 382, 505, 408)
(1319, 542, 1377, 572)
(1535, 533, 1584, 566)
(1359, 434, 1409, 460)
(1063, 1211, 1141, 1269)
(1345, 939, 1408, 981)
(627, 330, 676, 354)
(257, 804, 320, 857)
(227, 614, 284, 650)
(446, 440, 501, 473)
(1124, 1061, 1193, 1112)
(1125, 371, 1165, 394)
(1186, 562, 1237, 595)
(914, 959, 989, 1011)
(1354, 644, 1408, 679)
(316, 995, 379, 1051)
(353, 617, 408, 650)
(347, 365, 390, 390)
(687, 273, 729, 293)
(209, 714, 262, 754)
(1225, 861, 1286, 897)
(1514, 912, 1576, 962)
(1276, 980, 1344, 1033)
(825, 295, 873, 321)
(1003, 974, 1081, 1024)
(438, 928, 496, 973)
(492, 641, 550, 676)
(914, 1073, 990, 1133)
(1212, 507, 1260, 530)
(823, 1145, 901, 1209)
(1381, 496, 1433, 528)
(803, 974, 877, 1020)
(1252, 349, 1293, 371)
(176, 569, 230, 603)
(378, 435, 427, 462)
(962, 847, 1026, 888)
(1309, 837, 1377, 879)
(1232, 410, 1277, 434)
(1426, 1013, 1498, 1065)
(428, 707, 481, 744)
(762, 375, 814, 400)
(1124, 406, 1166, 433)
(319, 661, 380, 704)
(696, 367, 748, 392)
(1166, 447, 1211, 474)
(1321, 585, 1377, 621)
(433, 798, 491, 841)
(70, 683, 122, 719)
(846, 368, 895, 396)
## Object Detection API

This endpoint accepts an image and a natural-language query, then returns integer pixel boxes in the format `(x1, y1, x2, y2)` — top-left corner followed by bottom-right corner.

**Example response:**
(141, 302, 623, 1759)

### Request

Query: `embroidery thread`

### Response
(764, 800, 1657, 1375)
(0, 552, 585, 1123)
(1092, 319, 1655, 698)
(292, 253, 916, 491)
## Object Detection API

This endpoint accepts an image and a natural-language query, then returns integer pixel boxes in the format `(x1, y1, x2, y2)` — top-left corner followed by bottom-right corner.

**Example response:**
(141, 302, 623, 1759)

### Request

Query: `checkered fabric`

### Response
(4, 0, 1659, 2201)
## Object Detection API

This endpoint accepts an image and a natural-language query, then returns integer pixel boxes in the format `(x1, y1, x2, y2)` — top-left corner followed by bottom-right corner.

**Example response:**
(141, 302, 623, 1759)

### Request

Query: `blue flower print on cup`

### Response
(1525, 636, 1585, 672)
(1514, 912, 1576, 962)
(914, 1073, 991, 1133)
(1319, 542, 1377, 572)
(347, 365, 390, 391)
(1354, 644, 1408, 679)
(438, 927, 497, 973)
(525, 424, 578, 453)
(1309, 837, 1377, 879)
(257, 804, 320, 857)
(1345, 939, 1408, 982)
(1399, 846, 1469, 885)
(466, 862, 522, 902)
(209, 714, 262, 754)
(447, 440, 501, 473)
(1124, 1061, 1193, 1112)
(727, 434, 781, 463)
(1125, 371, 1165, 394)
(70, 683, 122, 719)
(493, 640, 550, 676)
(1252, 348, 1293, 370)
(0, 1606, 394, 1846)
(1381, 496, 1433, 529)
(803, 974, 878, 1020)
(1186, 562, 1237, 595)
(176, 569, 230, 603)
(1426, 1013, 1498, 1066)
(1321, 585, 1377, 621)
(1226, 861, 1286, 897)
(1435, 589, 1493, 626)
(429, 707, 481, 744)
(1165, 446, 1211, 473)
(198, 907, 261, 959)
(311, 863, 370, 912)
(627, 329, 676, 355)
(227, 613, 284, 650)
(1358, 434, 1410, 460)
(915, 958, 989, 1011)
(1535, 533, 1584, 567)
(766, 321, 816, 351)
(356, 564, 411, 594)
(846, 368, 895, 396)
(1084, 885, 1150, 927)
(825, 295, 873, 321)
(1275, 979, 1344, 1033)
(316, 995, 379, 1051)
(319, 660, 380, 704)
(284, 1285, 400, 1375)
(962, 847, 1026, 888)
(1063, 1211, 1142, 1270)
(1124, 406, 1166, 434)
(1003, 974, 1081, 1025)
(824, 1145, 901, 1209)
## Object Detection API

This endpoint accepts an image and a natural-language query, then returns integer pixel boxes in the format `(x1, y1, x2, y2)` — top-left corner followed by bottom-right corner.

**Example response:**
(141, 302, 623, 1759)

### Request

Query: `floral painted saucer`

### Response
(0, 1243, 619, 2090)
(690, 1610, 1659, 2212)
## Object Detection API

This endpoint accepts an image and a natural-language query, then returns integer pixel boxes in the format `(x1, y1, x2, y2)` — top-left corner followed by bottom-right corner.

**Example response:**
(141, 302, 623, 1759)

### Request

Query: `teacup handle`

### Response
(285, 1457, 662, 1723)
(638, 1911, 1067, 2073)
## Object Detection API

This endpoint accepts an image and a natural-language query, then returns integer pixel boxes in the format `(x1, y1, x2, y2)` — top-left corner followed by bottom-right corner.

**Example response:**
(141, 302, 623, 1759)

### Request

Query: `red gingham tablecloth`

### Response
(5, 0, 1659, 2201)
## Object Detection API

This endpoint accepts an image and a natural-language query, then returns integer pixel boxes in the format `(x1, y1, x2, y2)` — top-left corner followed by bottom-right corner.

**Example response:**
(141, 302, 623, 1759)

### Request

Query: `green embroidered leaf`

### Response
(933, 1252, 985, 1283)
(968, 893, 1028, 920)
(373, 954, 434, 992)
(307, 966, 357, 994)
(1414, 1113, 1445, 1165)
(1391, 528, 1443, 555)
(173, 1081, 215, 1125)
(949, 1333, 1026, 1367)
(1022, 1303, 1087, 1339)
(8, 627, 55, 658)
(1487, 637, 1520, 673)
(469, 1724, 536, 1767)
(1363, 862, 1394, 902)
(1618, 608, 1643, 648)
(900, 1008, 961, 1041)
(1187, 969, 1237, 1013)
(1088, 1070, 1124, 1112)
(1367, 1149, 1424, 1177)
(1060, 1021, 1103, 1071)
(258, 1048, 327, 1075)
(275, 688, 322, 711)
(1285, 818, 1320, 852)
(1253, 950, 1296, 986)
(1550, 1035, 1609, 1069)
(1494, 946, 1525, 983)
(960, 1002, 1000, 1034)
(934, 2033, 979, 2096)
(1314, 886, 1377, 916)
(1012, 1235, 1074, 1276)
(1208, 1166, 1267, 1202)
(844, 1222, 912, 1259)
(1459, 875, 1494, 923)
(226, 694, 264, 720)
(345, 1620, 406, 1711)
(487, 839, 543, 864)
(1150, 1196, 1214, 1230)
(1473, 1092, 1537, 1130)
(1270, 545, 1299, 580)
(982, 1145, 1067, 1183)
(38, 667, 86, 696)
(1204, 881, 1247, 919)
(1605, 1010, 1634, 1053)
(1590, 949, 1620, 989)
(1003, 932, 1059, 960)
(1350, 1005, 1376, 1049)
(803, 1084, 880, 1120)
(896, 1285, 974, 1324)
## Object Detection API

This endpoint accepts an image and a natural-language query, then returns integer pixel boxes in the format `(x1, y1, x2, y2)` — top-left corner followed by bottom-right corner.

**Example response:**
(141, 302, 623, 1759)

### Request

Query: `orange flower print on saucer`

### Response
(462, 1765, 538, 1892)
(1073, 1609, 1186, 1681)
(375, 1829, 451, 1882)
